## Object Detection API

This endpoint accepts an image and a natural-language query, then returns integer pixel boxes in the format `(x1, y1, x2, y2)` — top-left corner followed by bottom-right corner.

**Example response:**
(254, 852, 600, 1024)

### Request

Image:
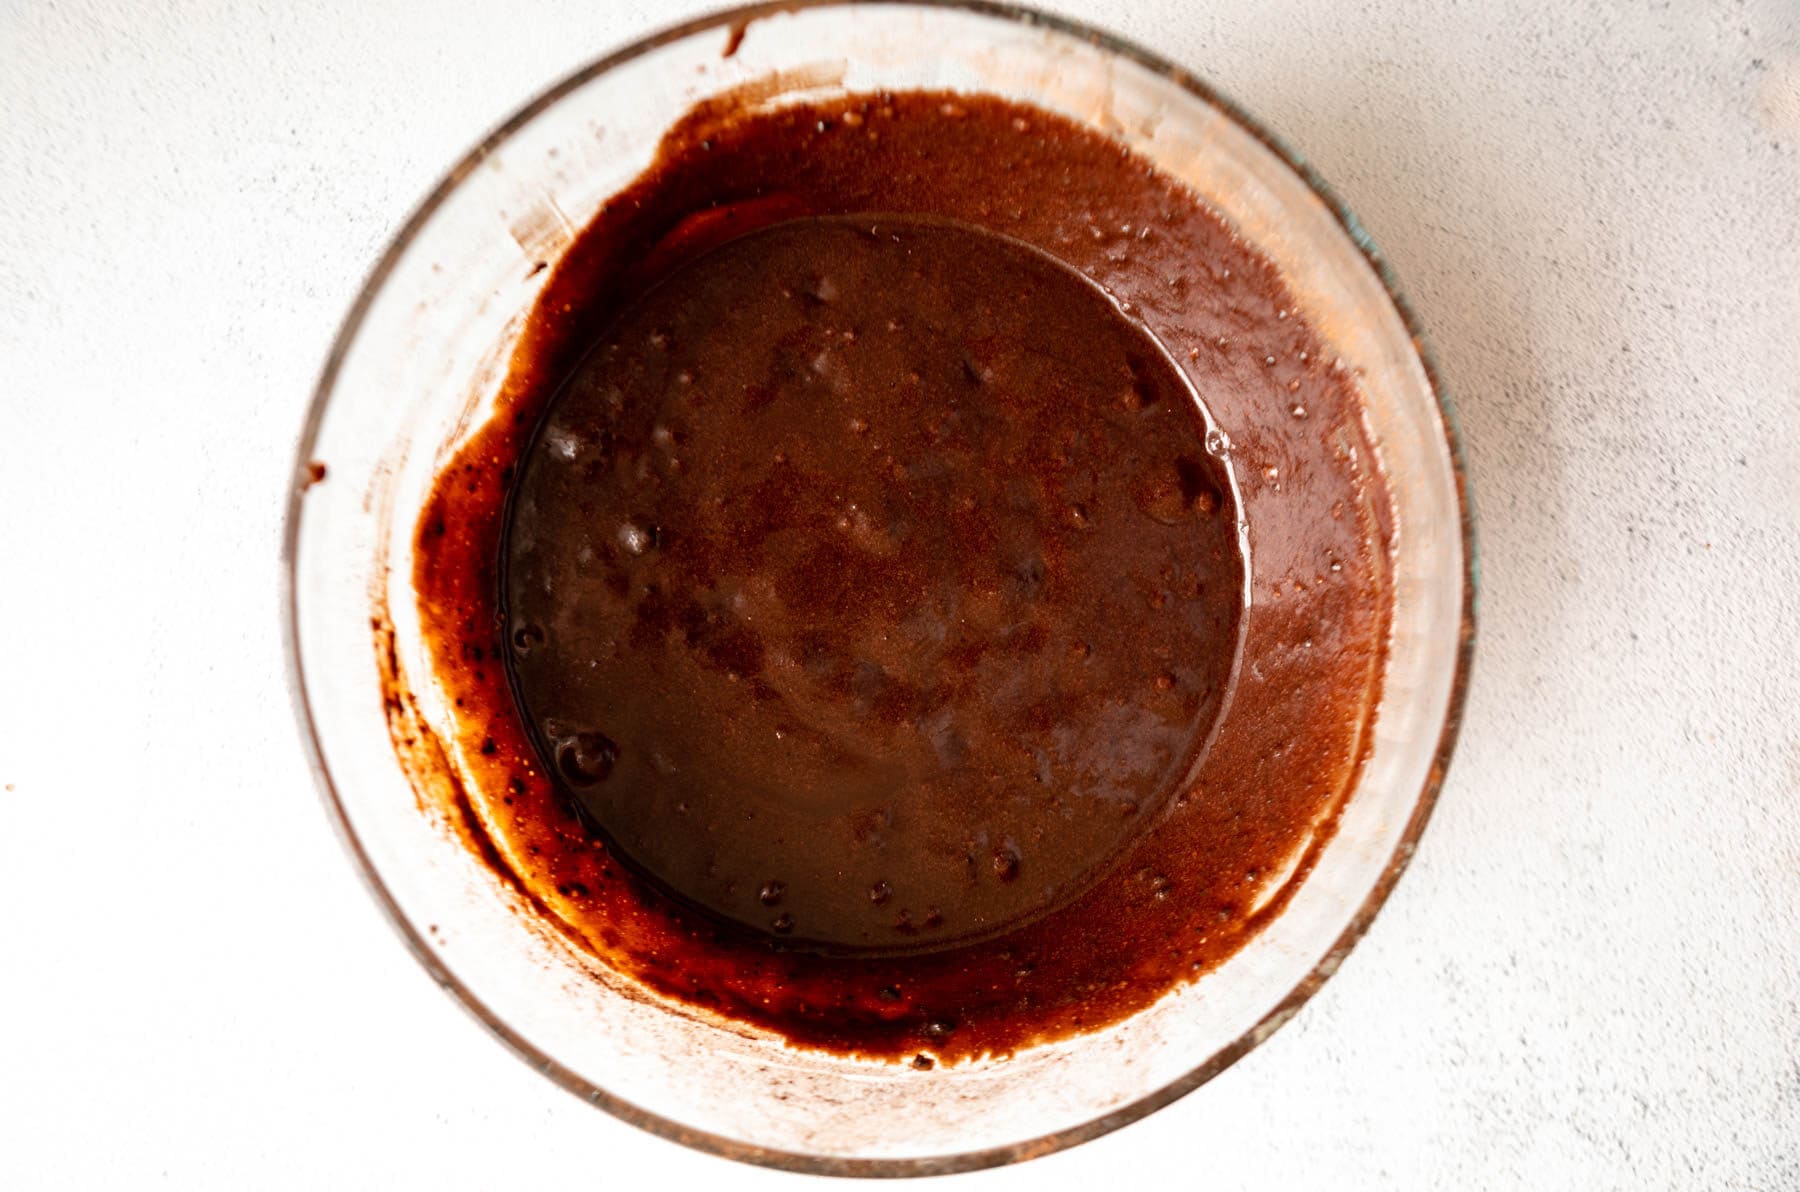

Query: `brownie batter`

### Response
(506, 215, 1243, 954)
(403, 91, 1392, 1063)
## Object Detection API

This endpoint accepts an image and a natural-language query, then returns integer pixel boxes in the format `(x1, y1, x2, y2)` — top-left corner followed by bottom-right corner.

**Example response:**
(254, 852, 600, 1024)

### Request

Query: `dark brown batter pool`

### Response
(506, 213, 1245, 955)
(403, 91, 1392, 1064)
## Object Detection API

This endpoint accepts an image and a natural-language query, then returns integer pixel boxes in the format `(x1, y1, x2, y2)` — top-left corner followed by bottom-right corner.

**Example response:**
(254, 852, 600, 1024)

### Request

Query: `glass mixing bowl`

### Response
(284, 1, 1476, 1175)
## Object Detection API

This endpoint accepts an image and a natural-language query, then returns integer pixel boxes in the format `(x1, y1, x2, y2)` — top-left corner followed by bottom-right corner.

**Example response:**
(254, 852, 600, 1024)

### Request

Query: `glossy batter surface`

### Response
(505, 215, 1242, 954)
(404, 91, 1392, 1063)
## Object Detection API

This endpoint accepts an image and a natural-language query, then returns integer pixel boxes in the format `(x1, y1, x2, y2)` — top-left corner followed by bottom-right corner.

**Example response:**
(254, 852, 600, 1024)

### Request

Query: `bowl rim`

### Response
(281, 0, 1480, 1176)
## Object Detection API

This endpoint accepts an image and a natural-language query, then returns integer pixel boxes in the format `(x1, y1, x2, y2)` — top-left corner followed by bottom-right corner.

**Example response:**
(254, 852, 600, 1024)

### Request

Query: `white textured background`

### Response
(3, 0, 1797, 1187)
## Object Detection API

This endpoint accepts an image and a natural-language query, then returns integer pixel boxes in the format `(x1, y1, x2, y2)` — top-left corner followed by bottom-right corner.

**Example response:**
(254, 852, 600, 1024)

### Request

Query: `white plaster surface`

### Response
(2, 1, 1797, 1187)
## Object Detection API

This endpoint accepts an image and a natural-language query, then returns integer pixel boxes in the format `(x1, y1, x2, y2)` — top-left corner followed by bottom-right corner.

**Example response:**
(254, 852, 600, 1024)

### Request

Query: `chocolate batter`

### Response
(404, 91, 1392, 1062)
(506, 215, 1243, 954)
